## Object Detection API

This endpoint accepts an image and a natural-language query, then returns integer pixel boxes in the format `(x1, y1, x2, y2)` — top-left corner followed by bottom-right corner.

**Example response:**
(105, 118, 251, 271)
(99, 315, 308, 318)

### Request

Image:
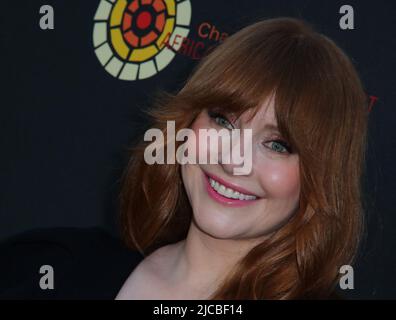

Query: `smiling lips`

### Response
(203, 171, 261, 207)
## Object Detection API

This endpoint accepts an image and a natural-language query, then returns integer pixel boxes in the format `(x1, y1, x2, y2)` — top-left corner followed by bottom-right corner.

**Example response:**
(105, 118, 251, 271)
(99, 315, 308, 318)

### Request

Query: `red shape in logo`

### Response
(136, 11, 152, 29)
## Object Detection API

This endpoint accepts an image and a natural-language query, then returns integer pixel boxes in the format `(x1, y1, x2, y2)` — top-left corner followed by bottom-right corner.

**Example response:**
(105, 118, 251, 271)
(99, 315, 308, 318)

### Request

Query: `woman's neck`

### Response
(165, 222, 262, 297)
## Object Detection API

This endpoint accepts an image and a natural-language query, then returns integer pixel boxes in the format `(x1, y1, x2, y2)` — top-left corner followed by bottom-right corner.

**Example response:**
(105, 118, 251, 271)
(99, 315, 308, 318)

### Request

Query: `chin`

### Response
(191, 199, 294, 242)
(191, 203, 245, 240)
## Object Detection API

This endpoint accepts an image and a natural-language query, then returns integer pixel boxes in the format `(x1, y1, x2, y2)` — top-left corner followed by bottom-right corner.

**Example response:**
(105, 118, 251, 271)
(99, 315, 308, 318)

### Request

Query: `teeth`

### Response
(208, 178, 257, 200)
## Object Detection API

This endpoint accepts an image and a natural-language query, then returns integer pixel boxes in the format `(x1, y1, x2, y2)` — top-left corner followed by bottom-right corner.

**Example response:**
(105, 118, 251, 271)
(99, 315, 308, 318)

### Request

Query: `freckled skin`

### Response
(182, 94, 301, 239)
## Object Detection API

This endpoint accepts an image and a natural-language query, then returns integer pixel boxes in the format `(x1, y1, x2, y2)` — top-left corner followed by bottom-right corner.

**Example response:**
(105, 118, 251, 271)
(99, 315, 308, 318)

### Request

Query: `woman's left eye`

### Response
(263, 139, 292, 154)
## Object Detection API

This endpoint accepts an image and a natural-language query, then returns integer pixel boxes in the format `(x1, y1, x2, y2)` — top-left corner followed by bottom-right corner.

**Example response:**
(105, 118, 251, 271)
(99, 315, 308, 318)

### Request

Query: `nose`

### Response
(218, 128, 254, 176)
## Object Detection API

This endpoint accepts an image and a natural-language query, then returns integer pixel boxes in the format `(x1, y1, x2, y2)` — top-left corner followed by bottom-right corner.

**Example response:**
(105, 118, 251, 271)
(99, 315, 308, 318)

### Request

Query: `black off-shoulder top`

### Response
(0, 227, 344, 300)
(0, 227, 144, 299)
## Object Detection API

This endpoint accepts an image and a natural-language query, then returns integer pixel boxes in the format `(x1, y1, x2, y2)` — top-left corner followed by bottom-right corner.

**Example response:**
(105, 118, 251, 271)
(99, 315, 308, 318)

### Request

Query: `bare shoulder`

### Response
(140, 242, 180, 275)
(115, 242, 182, 299)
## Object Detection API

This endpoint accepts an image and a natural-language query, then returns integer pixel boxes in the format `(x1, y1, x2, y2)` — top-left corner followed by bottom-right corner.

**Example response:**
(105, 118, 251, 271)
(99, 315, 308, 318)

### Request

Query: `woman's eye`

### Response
(263, 139, 292, 154)
(207, 111, 235, 130)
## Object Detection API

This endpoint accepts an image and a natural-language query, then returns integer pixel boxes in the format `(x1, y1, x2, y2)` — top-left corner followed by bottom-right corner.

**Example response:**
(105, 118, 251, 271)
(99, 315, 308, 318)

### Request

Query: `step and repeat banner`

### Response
(0, 1, 395, 298)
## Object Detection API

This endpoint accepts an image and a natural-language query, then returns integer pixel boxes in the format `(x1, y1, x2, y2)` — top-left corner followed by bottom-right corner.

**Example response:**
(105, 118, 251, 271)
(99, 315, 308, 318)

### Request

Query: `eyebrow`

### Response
(263, 123, 280, 132)
(233, 114, 280, 133)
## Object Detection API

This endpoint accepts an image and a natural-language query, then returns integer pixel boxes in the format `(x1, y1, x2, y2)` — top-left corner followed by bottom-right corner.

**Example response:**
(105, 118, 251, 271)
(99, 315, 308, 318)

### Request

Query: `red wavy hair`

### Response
(118, 17, 369, 299)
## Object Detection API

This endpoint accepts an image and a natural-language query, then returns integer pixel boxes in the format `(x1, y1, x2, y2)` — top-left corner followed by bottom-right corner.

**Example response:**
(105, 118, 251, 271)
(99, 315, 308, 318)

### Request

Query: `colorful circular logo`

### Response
(93, 0, 191, 80)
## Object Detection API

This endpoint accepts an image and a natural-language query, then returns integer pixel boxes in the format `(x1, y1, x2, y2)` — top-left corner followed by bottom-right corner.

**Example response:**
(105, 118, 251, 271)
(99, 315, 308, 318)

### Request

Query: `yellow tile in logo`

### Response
(111, 28, 130, 59)
(110, 0, 127, 27)
(129, 45, 159, 62)
(164, 0, 175, 16)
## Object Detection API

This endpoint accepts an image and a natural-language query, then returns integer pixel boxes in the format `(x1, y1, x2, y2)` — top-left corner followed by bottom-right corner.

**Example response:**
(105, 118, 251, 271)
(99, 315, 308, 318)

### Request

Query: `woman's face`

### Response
(181, 94, 301, 240)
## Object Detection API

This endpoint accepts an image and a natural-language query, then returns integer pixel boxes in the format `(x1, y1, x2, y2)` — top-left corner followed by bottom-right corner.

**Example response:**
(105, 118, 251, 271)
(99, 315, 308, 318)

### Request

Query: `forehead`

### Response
(240, 94, 278, 129)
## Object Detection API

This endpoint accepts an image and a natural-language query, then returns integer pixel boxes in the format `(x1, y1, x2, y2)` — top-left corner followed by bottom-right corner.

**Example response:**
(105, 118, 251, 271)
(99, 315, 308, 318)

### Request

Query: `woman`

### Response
(115, 17, 369, 299)
(0, 16, 369, 300)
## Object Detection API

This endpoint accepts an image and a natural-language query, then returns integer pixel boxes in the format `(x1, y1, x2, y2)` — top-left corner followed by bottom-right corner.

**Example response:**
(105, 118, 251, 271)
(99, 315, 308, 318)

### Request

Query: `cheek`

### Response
(181, 165, 191, 200)
(188, 113, 213, 161)
(181, 164, 199, 205)
(256, 159, 300, 199)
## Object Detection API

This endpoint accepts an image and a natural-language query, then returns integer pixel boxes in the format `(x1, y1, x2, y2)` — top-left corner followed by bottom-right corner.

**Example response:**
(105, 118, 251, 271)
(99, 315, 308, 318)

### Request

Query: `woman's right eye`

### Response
(207, 110, 235, 130)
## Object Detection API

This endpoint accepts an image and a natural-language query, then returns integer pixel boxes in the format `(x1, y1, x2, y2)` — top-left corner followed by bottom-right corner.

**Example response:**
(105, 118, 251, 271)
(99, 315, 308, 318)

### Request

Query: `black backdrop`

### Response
(1, 1, 395, 299)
